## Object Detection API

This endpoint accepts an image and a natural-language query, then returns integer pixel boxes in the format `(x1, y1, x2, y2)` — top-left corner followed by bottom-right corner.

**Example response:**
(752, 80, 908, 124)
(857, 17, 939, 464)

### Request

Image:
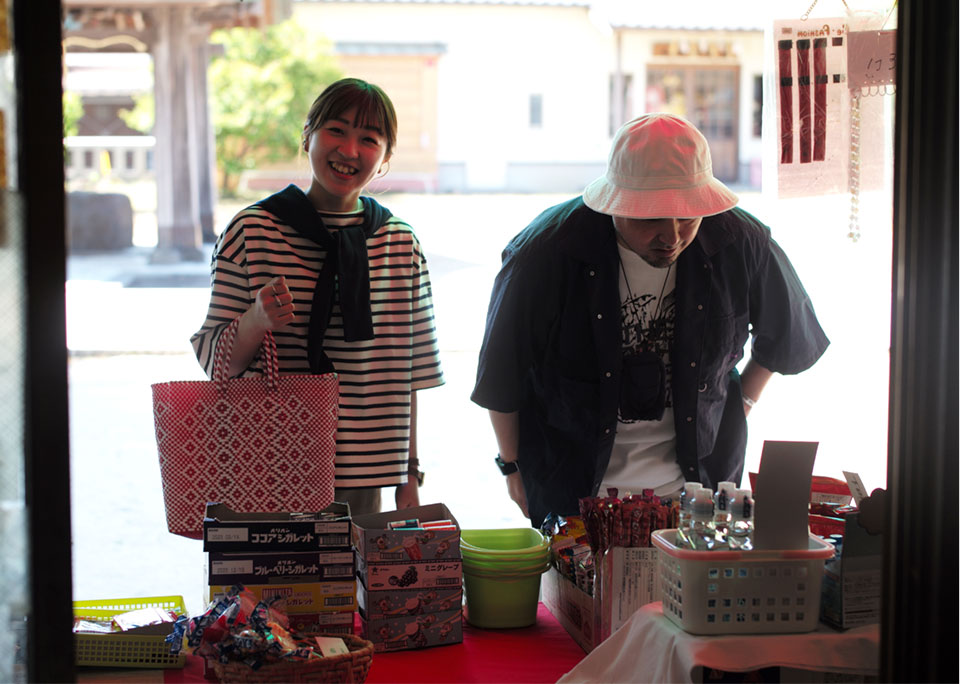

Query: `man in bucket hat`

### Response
(471, 113, 829, 526)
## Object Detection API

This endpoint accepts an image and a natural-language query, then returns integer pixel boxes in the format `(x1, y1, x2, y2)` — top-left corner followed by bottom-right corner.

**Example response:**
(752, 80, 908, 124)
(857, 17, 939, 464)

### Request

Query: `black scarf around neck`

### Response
(255, 184, 392, 374)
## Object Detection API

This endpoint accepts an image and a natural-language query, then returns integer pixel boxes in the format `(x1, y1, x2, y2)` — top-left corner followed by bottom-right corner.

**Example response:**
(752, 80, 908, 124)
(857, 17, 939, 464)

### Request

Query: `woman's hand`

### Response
(395, 479, 420, 509)
(227, 276, 295, 376)
(252, 276, 295, 332)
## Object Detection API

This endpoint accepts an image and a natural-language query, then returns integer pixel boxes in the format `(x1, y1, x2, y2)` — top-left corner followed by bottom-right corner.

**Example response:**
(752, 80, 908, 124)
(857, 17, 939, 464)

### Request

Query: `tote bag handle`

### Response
(211, 319, 279, 392)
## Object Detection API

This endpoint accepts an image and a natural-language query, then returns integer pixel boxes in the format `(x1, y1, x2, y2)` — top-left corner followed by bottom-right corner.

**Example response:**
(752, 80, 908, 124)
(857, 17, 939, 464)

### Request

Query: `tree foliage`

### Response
(209, 21, 341, 195)
(63, 90, 84, 138)
(118, 90, 154, 134)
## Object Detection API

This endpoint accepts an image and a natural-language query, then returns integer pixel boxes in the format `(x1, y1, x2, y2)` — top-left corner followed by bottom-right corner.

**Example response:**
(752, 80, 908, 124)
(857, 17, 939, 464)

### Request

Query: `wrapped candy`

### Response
(166, 585, 322, 668)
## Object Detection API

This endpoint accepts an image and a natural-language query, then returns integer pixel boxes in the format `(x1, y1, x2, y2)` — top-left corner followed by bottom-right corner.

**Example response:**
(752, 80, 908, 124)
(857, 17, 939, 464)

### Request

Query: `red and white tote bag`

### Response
(151, 319, 338, 539)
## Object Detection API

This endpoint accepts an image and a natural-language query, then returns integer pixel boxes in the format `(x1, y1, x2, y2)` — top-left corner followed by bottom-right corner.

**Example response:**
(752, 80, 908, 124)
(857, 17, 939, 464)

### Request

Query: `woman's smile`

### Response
(329, 161, 358, 177)
(305, 105, 390, 212)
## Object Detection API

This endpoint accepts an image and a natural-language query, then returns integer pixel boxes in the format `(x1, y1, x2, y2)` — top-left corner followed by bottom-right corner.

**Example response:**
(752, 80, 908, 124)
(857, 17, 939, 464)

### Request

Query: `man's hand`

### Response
(395, 479, 420, 509)
(506, 471, 529, 519)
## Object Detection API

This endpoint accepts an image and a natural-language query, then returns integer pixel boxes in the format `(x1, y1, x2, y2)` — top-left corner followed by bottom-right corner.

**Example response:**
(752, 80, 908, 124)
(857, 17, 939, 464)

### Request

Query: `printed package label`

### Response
(208, 581, 357, 614)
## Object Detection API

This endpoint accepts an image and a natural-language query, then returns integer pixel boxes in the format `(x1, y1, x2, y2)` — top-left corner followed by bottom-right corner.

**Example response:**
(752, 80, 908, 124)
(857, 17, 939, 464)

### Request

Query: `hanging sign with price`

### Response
(847, 30, 896, 90)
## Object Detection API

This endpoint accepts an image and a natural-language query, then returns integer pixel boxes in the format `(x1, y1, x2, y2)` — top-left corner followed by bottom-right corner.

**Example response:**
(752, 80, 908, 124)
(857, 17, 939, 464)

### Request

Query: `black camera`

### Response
(619, 351, 667, 421)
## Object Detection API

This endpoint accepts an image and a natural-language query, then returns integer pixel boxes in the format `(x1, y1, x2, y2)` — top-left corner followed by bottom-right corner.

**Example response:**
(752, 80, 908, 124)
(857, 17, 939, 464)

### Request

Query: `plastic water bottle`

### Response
(713, 481, 736, 547)
(676, 481, 701, 547)
(728, 488, 754, 551)
(689, 487, 717, 551)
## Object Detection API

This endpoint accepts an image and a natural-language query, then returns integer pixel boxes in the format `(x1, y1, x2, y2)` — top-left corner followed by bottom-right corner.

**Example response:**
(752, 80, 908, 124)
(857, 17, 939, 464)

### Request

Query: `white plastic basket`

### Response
(651, 529, 834, 635)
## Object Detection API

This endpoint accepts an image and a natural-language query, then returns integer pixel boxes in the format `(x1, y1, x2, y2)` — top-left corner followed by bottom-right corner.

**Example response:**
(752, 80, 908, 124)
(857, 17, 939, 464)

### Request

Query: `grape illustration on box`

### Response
(389, 566, 419, 588)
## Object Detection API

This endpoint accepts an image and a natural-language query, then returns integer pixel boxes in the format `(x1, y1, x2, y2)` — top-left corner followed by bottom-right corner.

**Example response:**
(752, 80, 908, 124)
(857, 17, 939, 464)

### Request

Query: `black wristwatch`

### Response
(408, 459, 424, 487)
(495, 454, 520, 476)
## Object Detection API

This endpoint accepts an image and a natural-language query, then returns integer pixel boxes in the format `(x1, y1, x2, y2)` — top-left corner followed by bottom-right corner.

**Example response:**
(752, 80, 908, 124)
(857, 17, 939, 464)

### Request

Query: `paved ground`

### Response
(67, 190, 893, 616)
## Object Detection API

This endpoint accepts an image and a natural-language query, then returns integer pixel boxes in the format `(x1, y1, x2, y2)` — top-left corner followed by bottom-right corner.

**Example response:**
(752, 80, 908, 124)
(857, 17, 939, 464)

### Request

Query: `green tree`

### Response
(63, 90, 83, 138)
(209, 21, 341, 196)
(118, 90, 154, 134)
(117, 21, 341, 196)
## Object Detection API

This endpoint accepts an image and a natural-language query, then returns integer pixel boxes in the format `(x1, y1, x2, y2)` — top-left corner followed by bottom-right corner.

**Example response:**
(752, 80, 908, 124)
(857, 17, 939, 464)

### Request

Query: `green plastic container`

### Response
(461, 558, 551, 577)
(460, 528, 549, 556)
(462, 566, 545, 629)
(460, 528, 551, 628)
(463, 556, 550, 574)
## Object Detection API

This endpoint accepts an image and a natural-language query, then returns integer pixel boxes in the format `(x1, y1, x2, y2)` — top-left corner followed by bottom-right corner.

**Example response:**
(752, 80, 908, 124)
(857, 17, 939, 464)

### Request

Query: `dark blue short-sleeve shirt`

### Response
(471, 197, 829, 527)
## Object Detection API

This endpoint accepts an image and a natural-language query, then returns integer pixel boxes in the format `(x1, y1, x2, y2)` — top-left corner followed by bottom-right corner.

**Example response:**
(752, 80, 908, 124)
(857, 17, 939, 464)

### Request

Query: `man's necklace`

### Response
(618, 250, 673, 324)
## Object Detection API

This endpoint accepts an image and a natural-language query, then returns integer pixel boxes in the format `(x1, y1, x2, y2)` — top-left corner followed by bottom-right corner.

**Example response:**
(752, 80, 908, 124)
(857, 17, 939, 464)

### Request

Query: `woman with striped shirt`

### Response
(190, 78, 444, 516)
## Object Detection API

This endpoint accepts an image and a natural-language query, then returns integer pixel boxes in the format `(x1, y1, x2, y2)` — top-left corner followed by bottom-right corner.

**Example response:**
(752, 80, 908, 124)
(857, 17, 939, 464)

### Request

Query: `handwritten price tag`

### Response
(843, 470, 870, 505)
(848, 30, 897, 89)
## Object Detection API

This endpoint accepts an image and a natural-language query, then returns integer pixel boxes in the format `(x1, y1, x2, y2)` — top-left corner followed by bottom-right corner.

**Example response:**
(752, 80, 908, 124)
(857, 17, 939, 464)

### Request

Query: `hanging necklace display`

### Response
(769, 1, 897, 241)
(845, 8, 898, 241)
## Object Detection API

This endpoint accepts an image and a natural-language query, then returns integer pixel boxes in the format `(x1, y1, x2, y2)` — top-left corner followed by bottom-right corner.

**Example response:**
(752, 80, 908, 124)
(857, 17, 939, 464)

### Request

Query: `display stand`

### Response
(76, 604, 587, 684)
(557, 602, 879, 684)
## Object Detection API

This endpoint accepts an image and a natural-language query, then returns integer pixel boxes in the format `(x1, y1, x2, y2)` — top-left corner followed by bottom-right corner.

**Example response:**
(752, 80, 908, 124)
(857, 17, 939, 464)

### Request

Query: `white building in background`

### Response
(282, 0, 767, 194)
(63, 1, 770, 194)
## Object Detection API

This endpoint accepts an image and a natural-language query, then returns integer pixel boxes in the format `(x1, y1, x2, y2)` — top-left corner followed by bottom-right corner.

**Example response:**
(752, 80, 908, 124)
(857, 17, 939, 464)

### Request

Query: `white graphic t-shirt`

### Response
(599, 242, 685, 499)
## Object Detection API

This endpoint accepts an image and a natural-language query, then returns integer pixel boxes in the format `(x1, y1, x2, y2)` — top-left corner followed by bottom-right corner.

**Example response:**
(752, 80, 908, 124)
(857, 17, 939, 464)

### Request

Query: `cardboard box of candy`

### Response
(203, 502, 352, 553)
(208, 581, 356, 614)
(359, 608, 463, 652)
(356, 556, 463, 592)
(541, 567, 599, 652)
(287, 610, 355, 636)
(542, 492, 670, 653)
(352, 503, 460, 563)
(820, 511, 882, 629)
(357, 584, 462, 621)
(207, 550, 355, 585)
(542, 547, 659, 653)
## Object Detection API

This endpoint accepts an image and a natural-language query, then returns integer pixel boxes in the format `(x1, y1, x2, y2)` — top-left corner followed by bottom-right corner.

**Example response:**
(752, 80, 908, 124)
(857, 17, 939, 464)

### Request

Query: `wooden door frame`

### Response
(13, 1, 75, 681)
(645, 63, 740, 182)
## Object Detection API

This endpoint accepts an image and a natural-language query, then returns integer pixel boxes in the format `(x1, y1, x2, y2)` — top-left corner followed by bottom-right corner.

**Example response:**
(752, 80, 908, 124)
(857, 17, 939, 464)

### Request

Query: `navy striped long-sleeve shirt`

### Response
(191, 187, 444, 488)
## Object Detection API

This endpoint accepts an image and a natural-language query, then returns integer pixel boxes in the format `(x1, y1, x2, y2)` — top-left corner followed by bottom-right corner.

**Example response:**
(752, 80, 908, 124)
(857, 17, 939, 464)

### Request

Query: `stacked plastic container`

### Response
(461, 528, 551, 628)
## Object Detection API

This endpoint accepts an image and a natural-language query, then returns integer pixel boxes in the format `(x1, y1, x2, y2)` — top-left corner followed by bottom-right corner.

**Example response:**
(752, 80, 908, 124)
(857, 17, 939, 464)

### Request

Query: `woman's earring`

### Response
(377, 161, 390, 178)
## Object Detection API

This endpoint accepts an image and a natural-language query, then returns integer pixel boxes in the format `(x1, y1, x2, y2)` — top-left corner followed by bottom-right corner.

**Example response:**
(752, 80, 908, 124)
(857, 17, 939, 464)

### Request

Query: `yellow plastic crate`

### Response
(73, 595, 186, 669)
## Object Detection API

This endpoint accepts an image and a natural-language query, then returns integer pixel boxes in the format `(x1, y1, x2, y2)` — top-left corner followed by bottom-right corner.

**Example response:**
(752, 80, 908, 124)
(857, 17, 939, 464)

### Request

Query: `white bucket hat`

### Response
(583, 113, 739, 219)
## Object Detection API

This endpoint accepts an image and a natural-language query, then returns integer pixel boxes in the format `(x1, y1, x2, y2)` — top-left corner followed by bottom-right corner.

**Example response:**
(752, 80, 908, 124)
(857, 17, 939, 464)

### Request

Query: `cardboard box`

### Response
(542, 546, 660, 652)
(208, 581, 356, 613)
(359, 608, 463, 652)
(542, 567, 599, 652)
(356, 554, 463, 592)
(202, 502, 352, 552)
(820, 512, 882, 629)
(357, 584, 462, 621)
(287, 610, 356, 636)
(207, 550, 355, 584)
(597, 546, 660, 640)
(352, 503, 460, 563)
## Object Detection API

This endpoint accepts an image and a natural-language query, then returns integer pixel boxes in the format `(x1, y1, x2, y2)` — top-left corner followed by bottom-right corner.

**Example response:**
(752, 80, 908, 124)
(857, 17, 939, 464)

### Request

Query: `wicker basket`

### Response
(208, 633, 374, 683)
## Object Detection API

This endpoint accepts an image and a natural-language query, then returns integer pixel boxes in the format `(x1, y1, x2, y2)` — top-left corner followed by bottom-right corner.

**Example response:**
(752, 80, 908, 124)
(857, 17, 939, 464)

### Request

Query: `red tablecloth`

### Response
(164, 604, 586, 683)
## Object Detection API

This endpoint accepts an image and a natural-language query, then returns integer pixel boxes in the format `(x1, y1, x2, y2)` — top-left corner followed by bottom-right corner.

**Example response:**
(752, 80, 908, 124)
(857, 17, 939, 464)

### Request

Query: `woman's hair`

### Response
(302, 78, 398, 157)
